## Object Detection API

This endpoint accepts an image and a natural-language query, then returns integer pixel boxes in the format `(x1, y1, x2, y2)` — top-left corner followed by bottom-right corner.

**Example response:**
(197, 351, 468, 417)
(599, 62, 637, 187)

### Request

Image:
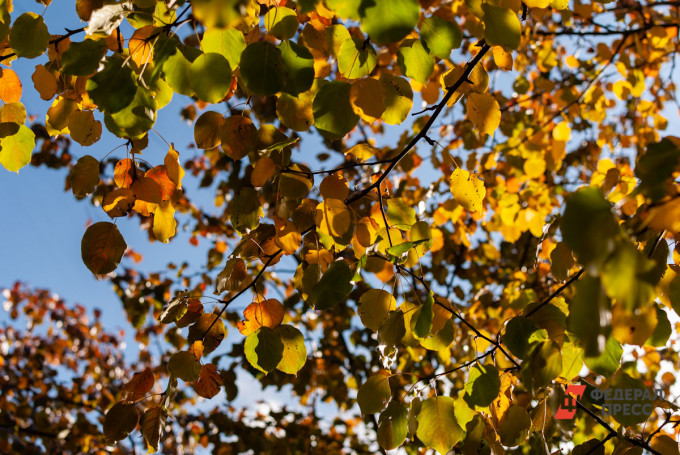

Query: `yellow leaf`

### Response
(315, 198, 352, 238)
(552, 122, 571, 142)
(643, 198, 680, 234)
(611, 304, 657, 346)
(320, 174, 350, 200)
(103, 188, 136, 218)
(523, 155, 546, 179)
(251, 157, 277, 188)
(68, 110, 102, 147)
(450, 169, 486, 212)
(274, 216, 301, 255)
(466, 92, 501, 135)
(347, 142, 378, 161)
(164, 145, 184, 189)
(0, 68, 22, 103)
(46, 97, 77, 136)
(128, 25, 155, 69)
(238, 299, 285, 335)
(493, 46, 513, 70)
(153, 201, 176, 243)
(523, 0, 550, 7)
(349, 77, 386, 123)
(31, 64, 57, 101)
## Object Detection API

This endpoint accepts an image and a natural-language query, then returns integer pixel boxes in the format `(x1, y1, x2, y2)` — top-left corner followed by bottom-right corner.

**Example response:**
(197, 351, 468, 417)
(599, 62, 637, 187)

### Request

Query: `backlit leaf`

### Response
(240, 42, 287, 96)
(450, 168, 485, 212)
(140, 406, 164, 453)
(377, 401, 408, 450)
(153, 201, 176, 243)
(313, 81, 359, 140)
(245, 326, 284, 373)
(357, 371, 391, 414)
(0, 125, 34, 173)
(416, 396, 464, 454)
(359, 0, 419, 45)
(358, 289, 397, 331)
(193, 364, 222, 398)
(238, 299, 285, 335)
(467, 92, 501, 135)
(0, 68, 22, 103)
(168, 350, 201, 381)
(482, 4, 521, 49)
(188, 313, 226, 354)
(305, 260, 353, 310)
(275, 324, 307, 374)
(121, 367, 154, 402)
(61, 39, 107, 76)
(190, 53, 232, 103)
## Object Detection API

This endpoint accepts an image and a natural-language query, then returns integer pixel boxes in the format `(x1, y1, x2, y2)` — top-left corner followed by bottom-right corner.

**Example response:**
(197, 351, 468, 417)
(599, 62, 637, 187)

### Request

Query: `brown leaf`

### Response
(121, 367, 154, 402)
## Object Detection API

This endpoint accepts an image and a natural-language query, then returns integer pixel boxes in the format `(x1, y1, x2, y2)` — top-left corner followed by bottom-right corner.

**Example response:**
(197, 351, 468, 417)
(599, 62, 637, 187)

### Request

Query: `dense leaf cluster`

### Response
(2, 0, 680, 453)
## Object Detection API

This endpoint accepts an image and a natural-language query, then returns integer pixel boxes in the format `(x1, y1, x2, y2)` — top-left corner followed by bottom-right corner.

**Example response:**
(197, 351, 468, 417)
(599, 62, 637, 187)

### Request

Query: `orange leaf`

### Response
(193, 364, 222, 399)
(0, 68, 22, 103)
(274, 216, 301, 255)
(128, 25, 155, 69)
(31, 64, 58, 101)
(121, 367, 154, 402)
(131, 176, 162, 217)
(114, 158, 136, 189)
(146, 165, 176, 201)
(164, 145, 184, 189)
(237, 299, 284, 335)
(221, 116, 257, 160)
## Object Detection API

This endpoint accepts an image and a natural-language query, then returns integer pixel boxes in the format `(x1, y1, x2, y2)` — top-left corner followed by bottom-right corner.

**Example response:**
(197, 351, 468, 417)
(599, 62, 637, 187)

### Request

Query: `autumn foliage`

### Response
(3, 0, 680, 453)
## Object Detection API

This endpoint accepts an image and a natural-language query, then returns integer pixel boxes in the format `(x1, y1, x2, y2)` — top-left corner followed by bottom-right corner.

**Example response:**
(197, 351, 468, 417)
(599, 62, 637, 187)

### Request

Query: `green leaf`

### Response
(337, 38, 377, 80)
(158, 292, 189, 324)
(104, 87, 156, 139)
(357, 371, 391, 414)
(278, 40, 315, 96)
(167, 351, 201, 382)
(550, 242, 574, 282)
(482, 4, 521, 49)
(103, 402, 139, 443)
(81, 221, 127, 275)
(567, 276, 611, 358)
(502, 316, 546, 360)
(61, 39, 108, 76)
(9, 12, 50, 59)
(386, 242, 413, 258)
(275, 324, 307, 374)
(420, 15, 462, 59)
(498, 405, 531, 446)
(187, 313, 226, 354)
(200, 27, 245, 70)
(397, 39, 434, 85)
(608, 372, 654, 426)
(244, 327, 284, 373)
(68, 155, 100, 197)
(464, 363, 501, 407)
(379, 73, 413, 125)
(191, 0, 247, 29)
(414, 293, 434, 338)
(418, 318, 455, 351)
(326, 0, 361, 19)
(313, 81, 360, 140)
(228, 187, 261, 234)
(305, 260, 353, 310)
(635, 138, 680, 202)
(87, 56, 137, 113)
(0, 125, 35, 173)
(377, 401, 408, 450)
(264, 6, 298, 40)
(358, 289, 397, 331)
(647, 304, 671, 347)
(162, 46, 194, 96)
(386, 198, 416, 229)
(522, 340, 562, 390)
(240, 42, 287, 96)
(189, 53, 232, 104)
(140, 407, 164, 453)
(416, 396, 464, 454)
(601, 241, 655, 310)
(560, 342, 584, 380)
(562, 187, 620, 268)
(583, 335, 622, 376)
(378, 310, 406, 347)
(359, 0, 420, 45)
